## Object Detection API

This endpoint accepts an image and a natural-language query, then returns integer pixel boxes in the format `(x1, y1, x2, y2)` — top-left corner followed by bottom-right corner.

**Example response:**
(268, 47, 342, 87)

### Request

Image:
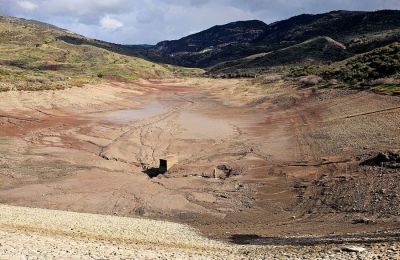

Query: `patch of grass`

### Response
(371, 84, 400, 93)
(168, 65, 205, 77)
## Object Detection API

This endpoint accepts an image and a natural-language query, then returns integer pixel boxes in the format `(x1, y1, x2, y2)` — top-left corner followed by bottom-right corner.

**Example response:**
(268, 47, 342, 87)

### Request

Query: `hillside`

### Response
(131, 10, 400, 70)
(321, 42, 400, 92)
(208, 36, 349, 75)
(0, 16, 174, 91)
(156, 20, 267, 53)
(256, 10, 400, 53)
(209, 38, 400, 94)
(131, 20, 269, 67)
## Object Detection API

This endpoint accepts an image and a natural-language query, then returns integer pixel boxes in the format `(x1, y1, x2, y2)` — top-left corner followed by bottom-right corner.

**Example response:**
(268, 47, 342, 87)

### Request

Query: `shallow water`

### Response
(101, 101, 167, 123)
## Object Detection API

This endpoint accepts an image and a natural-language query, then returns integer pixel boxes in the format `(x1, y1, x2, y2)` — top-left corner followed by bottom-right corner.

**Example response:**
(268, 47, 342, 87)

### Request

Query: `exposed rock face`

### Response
(360, 152, 400, 168)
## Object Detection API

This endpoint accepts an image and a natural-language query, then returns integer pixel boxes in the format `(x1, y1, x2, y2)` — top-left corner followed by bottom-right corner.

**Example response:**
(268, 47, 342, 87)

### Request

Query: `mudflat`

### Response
(0, 78, 399, 245)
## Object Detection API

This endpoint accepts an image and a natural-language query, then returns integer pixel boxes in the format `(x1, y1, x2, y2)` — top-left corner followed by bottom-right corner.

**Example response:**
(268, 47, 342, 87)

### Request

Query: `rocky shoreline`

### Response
(0, 205, 399, 259)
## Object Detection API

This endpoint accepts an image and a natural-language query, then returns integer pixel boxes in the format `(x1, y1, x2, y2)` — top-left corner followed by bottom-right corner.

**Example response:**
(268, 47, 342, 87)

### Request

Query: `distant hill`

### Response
(131, 10, 400, 73)
(157, 20, 267, 53)
(131, 20, 269, 67)
(208, 36, 349, 75)
(0, 16, 174, 91)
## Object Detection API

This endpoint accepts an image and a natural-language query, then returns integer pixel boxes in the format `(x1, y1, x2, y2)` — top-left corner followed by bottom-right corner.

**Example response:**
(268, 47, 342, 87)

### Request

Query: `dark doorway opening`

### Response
(143, 159, 168, 178)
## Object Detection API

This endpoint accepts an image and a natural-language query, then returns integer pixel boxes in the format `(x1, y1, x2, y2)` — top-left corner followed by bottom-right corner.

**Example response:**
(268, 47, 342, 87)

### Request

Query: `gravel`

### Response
(0, 205, 399, 259)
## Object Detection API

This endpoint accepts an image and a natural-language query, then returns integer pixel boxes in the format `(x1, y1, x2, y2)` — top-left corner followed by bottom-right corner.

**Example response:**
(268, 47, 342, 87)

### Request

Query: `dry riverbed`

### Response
(0, 78, 399, 257)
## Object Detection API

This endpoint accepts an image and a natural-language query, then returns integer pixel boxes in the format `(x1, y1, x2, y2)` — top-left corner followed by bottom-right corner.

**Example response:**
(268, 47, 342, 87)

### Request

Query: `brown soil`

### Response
(0, 78, 399, 244)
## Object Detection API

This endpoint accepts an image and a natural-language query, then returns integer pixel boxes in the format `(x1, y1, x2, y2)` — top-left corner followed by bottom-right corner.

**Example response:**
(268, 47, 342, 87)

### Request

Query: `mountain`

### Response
(131, 10, 400, 71)
(157, 20, 268, 53)
(0, 15, 174, 91)
(131, 20, 269, 67)
(1, 10, 399, 93)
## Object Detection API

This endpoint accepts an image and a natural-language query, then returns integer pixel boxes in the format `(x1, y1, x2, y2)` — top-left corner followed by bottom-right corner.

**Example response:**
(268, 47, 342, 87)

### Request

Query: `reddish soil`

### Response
(0, 78, 399, 243)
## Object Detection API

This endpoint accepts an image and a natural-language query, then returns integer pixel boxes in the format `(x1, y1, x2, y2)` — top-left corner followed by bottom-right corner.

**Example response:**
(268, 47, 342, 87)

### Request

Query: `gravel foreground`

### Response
(0, 205, 399, 259)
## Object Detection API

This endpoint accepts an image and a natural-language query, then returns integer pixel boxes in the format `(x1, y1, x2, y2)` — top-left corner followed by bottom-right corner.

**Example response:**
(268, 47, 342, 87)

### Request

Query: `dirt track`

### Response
(0, 78, 399, 244)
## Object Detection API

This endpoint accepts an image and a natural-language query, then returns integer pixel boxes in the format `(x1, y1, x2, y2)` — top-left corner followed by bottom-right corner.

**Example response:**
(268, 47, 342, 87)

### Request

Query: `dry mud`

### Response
(0, 78, 399, 257)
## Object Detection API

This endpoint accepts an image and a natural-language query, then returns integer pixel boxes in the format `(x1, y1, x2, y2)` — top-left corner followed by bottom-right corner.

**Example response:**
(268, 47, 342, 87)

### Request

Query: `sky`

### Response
(0, 0, 399, 44)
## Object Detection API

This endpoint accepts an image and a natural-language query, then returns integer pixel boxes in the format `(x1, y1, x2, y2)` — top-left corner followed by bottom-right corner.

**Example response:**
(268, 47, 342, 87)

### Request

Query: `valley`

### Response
(0, 78, 399, 244)
(0, 8, 400, 259)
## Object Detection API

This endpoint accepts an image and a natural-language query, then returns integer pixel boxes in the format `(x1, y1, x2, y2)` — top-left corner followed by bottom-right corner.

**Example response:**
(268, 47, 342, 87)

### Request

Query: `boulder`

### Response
(352, 217, 374, 224)
(341, 246, 367, 253)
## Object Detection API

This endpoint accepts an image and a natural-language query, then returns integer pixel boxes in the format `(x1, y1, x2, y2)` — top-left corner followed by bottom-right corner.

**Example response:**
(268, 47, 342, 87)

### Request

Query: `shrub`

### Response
(27, 76, 51, 84)
(49, 74, 67, 81)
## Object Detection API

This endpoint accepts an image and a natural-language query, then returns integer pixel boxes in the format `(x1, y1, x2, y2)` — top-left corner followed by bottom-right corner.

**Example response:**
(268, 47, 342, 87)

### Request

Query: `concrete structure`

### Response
(159, 155, 178, 173)
(159, 159, 168, 173)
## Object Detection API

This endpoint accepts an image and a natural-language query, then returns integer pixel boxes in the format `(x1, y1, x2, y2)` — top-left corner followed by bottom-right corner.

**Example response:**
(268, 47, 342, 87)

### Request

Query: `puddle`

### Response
(179, 112, 236, 139)
(97, 101, 167, 123)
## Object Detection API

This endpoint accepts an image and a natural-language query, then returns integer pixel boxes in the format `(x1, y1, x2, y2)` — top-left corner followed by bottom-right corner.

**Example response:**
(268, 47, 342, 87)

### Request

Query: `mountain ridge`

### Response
(1, 10, 399, 92)
(130, 9, 400, 70)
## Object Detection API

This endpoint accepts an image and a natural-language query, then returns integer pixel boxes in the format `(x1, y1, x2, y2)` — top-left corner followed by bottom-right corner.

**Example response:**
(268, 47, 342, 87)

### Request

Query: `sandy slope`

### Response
(0, 204, 235, 259)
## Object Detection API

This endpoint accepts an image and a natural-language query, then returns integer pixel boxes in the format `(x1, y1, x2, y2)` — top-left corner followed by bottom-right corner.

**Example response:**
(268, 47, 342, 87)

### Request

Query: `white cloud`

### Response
(1, 0, 399, 44)
(43, 0, 133, 17)
(16, 0, 38, 12)
(99, 15, 123, 29)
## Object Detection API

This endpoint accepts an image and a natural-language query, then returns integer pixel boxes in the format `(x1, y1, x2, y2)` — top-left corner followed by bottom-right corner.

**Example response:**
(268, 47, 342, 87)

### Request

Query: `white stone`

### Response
(341, 246, 367, 253)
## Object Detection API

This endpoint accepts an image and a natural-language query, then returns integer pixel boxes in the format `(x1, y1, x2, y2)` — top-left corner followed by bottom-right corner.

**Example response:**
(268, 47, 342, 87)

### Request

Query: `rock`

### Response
(352, 217, 374, 224)
(360, 152, 394, 166)
(214, 165, 232, 179)
(201, 170, 215, 178)
(341, 246, 367, 253)
(234, 183, 243, 190)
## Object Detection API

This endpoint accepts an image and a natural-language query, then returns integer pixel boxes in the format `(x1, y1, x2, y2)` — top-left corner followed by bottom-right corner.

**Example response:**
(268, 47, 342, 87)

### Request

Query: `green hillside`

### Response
(0, 16, 174, 91)
(209, 36, 349, 75)
(322, 42, 400, 92)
